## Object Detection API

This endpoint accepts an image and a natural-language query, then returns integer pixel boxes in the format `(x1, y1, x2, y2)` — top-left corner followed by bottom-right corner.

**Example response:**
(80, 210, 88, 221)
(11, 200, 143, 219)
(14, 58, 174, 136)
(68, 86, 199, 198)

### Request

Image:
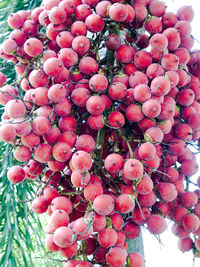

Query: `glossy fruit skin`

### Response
(126, 103, 144, 122)
(147, 215, 167, 234)
(32, 197, 49, 214)
(2, 1, 200, 266)
(24, 38, 43, 57)
(59, 242, 78, 258)
(108, 82, 127, 100)
(109, 3, 128, 22)
(123, 159, 143, 180)
(142, 99, 161, 118)
(129, 252, 145, 267)
(76, 134, 95, 153)
(53, 226, 74, 248)
(116, 194, 135, 214)
(89, 74, 108, 92)
(85, 14, 104, 33)
(79, 56, 98, 74)
(86, 95, 105, 115)
(178, 237, 193, 252)
(108, 111, 125, 128)
(106, 247, 127, 267)
(104, 153, 124, 174)
(7, 166, 25, 184)
(93, 194, 115, 216)
(116, 44, 135, 63)
(136, 173, 153, 195)
(98, 228, 118, 248)
(51, 196, 72, 214)
(122, 221, 141, 239)
(0, 124, 16, 143)
(0, 85, 17, 106)
(157, 182, 177, 202)
(71, 151, 92, 172)
(183, 214, 200, 233)
(106, 34, 121, 51)
(5, 99, 26, 119)
(84, 181, 103, 202)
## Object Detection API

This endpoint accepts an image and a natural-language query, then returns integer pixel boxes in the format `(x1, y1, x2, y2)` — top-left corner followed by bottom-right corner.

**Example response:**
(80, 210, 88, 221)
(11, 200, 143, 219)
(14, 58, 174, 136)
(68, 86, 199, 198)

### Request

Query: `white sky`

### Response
(144, 1, 200, 266)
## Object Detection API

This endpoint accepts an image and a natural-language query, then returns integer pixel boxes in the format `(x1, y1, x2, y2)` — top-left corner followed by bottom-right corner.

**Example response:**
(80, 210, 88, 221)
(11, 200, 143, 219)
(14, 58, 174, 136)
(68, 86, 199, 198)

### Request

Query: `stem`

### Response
(186, 176, 190, 191)
(117, 129, 134, 158)
(61, 190, 83, 196)
(133, 139, 143, 143)
(81, 240, 88, 261)
(104, 22, 120, 81)
(101, 168, 120, 193)
(93, 127, 105, 176)
(95, 26, 107, 61)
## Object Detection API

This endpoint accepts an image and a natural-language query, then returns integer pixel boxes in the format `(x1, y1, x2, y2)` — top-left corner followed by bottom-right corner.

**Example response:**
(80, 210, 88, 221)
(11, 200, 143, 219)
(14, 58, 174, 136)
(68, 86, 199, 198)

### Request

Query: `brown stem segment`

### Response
(93, 127, 105, 177)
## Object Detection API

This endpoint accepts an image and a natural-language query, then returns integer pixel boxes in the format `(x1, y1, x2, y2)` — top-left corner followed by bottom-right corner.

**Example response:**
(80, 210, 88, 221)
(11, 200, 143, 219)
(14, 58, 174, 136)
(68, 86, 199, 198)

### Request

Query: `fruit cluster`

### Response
(1, 0, 200, 266)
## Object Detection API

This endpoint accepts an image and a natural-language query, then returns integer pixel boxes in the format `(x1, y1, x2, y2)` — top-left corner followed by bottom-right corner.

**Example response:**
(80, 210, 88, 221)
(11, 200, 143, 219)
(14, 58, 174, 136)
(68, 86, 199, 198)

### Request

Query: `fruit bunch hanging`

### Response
(1, 0, 200, 266)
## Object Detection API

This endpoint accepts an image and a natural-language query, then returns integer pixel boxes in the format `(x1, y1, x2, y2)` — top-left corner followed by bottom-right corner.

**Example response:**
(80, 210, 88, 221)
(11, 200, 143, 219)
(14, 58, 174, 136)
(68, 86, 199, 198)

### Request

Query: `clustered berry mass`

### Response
(1, 0, 200, 266)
